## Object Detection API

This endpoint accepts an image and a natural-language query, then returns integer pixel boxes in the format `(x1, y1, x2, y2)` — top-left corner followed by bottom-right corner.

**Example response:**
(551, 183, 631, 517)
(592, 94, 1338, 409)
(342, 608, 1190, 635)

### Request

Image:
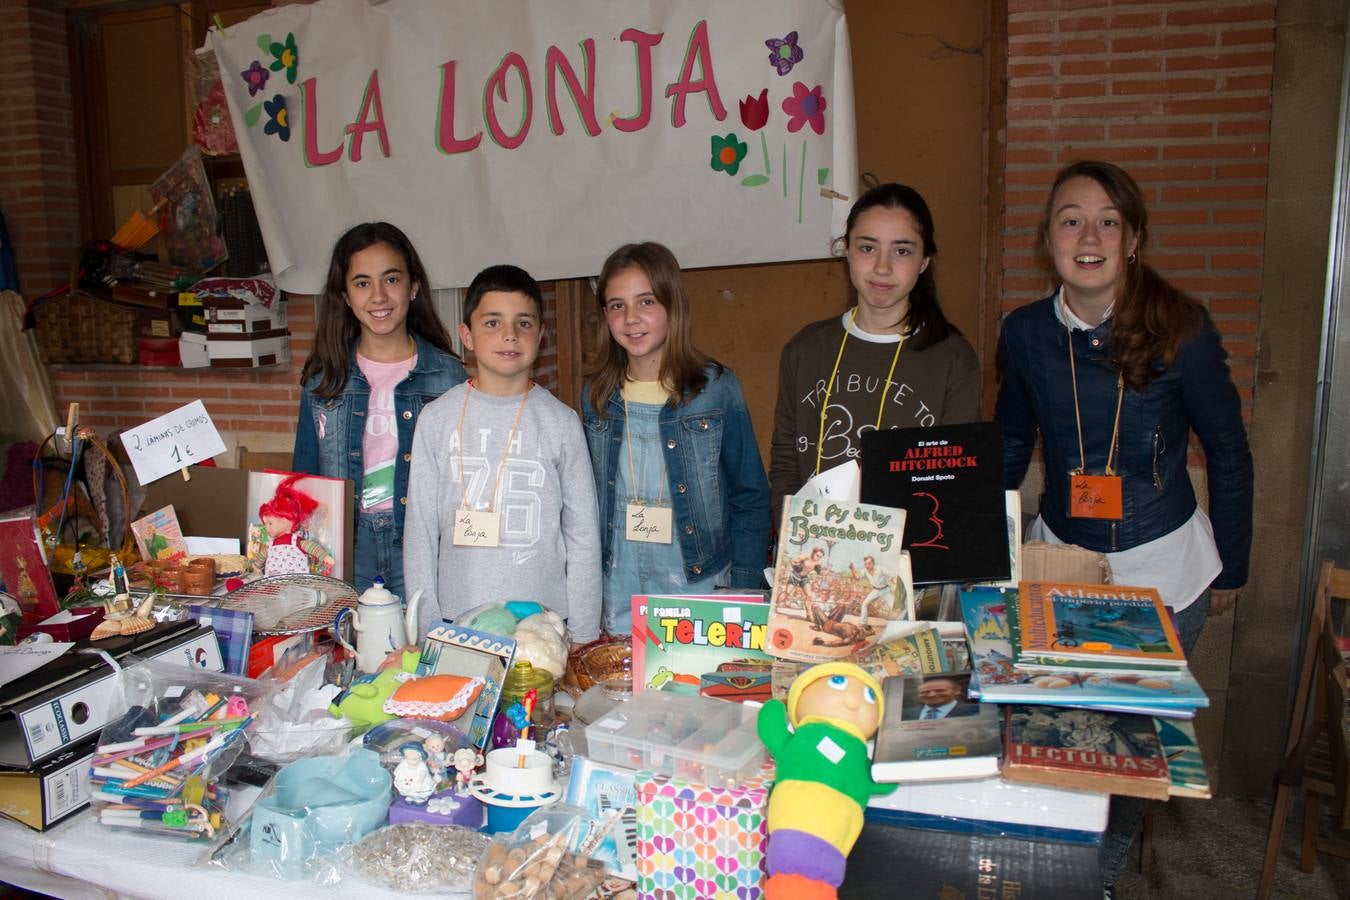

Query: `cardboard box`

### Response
(207, 329, 290, 368)
(635, 768, 772, 900)
(138, 467, 355, 582)
(1019, 540, 1112, 585)
(0, 735, 97, 830)
(179, 331, 209, 368)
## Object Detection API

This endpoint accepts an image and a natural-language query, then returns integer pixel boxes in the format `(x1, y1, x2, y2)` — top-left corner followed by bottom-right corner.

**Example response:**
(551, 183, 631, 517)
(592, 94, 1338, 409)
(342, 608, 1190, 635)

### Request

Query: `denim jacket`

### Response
(291, 333, 468, 532)
(996, 295, 1253, 588)
(581, 366, 771, 587)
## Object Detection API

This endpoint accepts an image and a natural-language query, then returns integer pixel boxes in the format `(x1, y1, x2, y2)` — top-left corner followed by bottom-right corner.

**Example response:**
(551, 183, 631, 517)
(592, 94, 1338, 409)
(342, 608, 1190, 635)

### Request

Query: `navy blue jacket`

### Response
(582, 366, 771, 588)
(291, 333, 468, 532)
(996, 295, 1253, 589)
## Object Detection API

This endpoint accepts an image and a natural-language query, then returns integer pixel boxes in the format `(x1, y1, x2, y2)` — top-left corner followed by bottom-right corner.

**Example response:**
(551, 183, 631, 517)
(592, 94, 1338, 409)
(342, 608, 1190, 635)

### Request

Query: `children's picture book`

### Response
(859, 423, 1009, 585)
(1155, 717, 1211, 799)
(766, 495, 911, 663)
(245, 470, 348, 581)
(564, 756, 640, 881)
(871, 672, 1002, 783)
(0, 509, 60, 622)
(1002, 705, 1171, 800)
(630, 595, 771, 697)
(1015, 581, 1185, 668)
(418, 622, 517, 751)
(131, 505, 188, 563)
(961, 588, 1208, 716)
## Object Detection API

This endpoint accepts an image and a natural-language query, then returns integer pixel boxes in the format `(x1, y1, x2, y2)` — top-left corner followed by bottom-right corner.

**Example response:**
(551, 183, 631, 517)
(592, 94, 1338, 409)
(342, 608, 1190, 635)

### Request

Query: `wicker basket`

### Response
(32, 288, 139, 364)
(569, 638, 633, 692)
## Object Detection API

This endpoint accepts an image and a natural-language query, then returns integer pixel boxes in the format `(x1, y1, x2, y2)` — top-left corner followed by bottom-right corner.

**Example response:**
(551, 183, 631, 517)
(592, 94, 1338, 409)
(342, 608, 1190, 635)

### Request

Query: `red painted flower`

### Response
(710, 134, 749, 176)
(782, 82, 827, 135)
(738, 89, 769, 131)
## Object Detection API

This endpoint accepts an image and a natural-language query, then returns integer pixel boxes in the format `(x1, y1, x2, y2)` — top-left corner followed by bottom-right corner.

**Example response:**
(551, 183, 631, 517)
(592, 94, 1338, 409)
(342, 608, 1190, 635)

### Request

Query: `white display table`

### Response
(0, 813, 472, 899)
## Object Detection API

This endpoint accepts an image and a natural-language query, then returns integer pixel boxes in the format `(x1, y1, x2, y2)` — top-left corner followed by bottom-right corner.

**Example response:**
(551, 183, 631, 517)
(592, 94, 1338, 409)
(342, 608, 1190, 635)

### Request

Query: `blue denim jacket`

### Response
(581, 366, 771, 588)
(996, 295, 1253, 588)
(291, 333, 468, 533)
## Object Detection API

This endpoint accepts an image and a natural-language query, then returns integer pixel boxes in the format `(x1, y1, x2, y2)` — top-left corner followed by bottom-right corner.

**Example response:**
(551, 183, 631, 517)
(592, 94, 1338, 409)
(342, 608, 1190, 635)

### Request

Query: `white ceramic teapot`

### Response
(335, 578, 423, 673)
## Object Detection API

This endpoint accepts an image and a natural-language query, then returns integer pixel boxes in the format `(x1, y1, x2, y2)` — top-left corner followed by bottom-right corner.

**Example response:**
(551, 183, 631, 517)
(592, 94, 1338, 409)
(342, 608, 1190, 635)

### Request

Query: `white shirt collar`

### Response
(1054, 287, 1113, 331)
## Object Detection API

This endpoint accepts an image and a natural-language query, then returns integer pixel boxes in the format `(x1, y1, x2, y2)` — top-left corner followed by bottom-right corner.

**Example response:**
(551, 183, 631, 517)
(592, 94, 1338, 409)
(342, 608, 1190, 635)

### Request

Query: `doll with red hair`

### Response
(255, 474, 335, 577)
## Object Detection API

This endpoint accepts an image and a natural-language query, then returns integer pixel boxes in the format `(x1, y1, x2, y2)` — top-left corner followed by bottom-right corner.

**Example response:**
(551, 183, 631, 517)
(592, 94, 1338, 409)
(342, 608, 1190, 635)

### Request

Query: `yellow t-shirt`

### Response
(621, 378, 671, 405)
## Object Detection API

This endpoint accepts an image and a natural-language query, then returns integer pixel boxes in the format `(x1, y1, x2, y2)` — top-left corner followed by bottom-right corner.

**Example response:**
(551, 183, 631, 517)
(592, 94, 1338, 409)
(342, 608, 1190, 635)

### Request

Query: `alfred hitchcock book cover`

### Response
(1015, 581, 1186, 668)
(871, 672, 1002, 783)
(766, 495, 911, 663)
(631, 595, 770, 696)
(859, 422, 1009, 585)
(961, 587, 1207, 716)
(1002, 705, 1171, 800)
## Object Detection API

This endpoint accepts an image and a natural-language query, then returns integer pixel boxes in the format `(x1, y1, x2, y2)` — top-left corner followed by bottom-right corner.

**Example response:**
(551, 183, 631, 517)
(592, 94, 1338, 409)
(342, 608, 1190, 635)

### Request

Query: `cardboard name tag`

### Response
(1068, 474, 1123, 520)
(625, 503, 673, 544)
(453, 509, 501, 547)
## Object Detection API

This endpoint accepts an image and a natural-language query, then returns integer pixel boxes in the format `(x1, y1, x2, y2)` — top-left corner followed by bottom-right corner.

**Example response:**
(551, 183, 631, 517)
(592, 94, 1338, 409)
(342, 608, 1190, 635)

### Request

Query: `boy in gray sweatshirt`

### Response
(404, 265, 601, 642)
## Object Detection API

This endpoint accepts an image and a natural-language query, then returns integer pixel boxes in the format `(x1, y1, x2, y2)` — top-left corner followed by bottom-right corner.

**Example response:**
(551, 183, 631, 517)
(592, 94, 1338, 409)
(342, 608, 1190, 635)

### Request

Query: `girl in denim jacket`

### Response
(292, 222, 467, 595)
(582, 242, 771, 635)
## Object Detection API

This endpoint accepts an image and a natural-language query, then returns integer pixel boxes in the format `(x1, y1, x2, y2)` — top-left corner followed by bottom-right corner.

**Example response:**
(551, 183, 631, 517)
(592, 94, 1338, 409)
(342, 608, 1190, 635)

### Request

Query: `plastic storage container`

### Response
(582, 690, 767, 787)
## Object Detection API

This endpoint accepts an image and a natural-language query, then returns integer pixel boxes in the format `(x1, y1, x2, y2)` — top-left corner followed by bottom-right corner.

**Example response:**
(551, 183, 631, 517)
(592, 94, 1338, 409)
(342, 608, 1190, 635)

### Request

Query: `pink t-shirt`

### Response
(357, 352, 416, 512)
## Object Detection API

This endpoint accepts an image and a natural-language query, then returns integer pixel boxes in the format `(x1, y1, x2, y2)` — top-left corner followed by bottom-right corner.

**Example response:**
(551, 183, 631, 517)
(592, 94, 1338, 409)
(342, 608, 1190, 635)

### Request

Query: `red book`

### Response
(0, 509, 62, 622)
(1001, 704, 1170, 800)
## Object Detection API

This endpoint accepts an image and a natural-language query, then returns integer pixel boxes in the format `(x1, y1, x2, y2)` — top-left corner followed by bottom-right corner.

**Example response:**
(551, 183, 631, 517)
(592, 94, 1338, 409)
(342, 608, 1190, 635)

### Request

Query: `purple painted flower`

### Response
(241, 60, 269, 97)
(262, 94, 290, 142)
(782, 82, 827, 135)
(765, 31, 803, 76)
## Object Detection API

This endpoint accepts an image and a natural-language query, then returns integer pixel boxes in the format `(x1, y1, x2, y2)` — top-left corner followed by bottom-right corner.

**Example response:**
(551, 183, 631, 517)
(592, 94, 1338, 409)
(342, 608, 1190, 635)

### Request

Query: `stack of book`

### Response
(960, 584, 1207, 719)
(960, 584, 1213, 801)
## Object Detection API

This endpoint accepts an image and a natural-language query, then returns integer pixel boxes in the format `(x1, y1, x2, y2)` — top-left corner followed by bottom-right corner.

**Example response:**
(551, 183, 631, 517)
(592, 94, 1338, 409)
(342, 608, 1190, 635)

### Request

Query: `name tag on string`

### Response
(1068, 473, 1123, 520)
(452, 509, 501, 547)
(625, 503, 673, 544)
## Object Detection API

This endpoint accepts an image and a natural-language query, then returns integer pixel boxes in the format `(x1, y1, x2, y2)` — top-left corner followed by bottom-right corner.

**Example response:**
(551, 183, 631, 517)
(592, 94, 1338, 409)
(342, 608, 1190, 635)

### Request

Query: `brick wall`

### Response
(0, 0, 80, 297)
(1002, 0, 1273, 421)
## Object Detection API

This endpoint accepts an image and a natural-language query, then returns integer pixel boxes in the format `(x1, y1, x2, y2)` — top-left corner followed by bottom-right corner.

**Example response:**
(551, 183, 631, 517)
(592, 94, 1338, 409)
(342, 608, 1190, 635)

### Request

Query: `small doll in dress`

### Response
(255, 475, 335, 577)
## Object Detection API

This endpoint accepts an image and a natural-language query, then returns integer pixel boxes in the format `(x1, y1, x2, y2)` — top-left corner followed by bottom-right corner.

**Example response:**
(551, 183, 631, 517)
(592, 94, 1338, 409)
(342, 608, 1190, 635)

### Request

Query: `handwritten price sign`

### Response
(123, 400, 227, 485)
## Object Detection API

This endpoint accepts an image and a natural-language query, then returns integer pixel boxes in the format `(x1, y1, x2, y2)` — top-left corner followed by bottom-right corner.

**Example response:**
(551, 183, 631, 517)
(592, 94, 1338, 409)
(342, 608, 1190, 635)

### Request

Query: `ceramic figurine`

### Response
(757, 662, 897, 899)
(392, 743, 437, 805)
(452, 747, 483, 794)
(423, 733, 449, 781)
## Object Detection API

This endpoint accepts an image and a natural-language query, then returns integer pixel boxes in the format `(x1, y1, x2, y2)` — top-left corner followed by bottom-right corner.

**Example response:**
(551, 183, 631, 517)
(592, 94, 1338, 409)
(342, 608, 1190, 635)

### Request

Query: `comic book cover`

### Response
(631, 595, 770, 697)
(765, 495, 910, 663)
(130, 505, 188, 563)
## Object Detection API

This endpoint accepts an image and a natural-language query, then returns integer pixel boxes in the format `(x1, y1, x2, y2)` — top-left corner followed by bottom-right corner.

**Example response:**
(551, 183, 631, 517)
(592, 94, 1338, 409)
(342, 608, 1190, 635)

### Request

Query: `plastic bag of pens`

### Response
(86, 657, 275, 842)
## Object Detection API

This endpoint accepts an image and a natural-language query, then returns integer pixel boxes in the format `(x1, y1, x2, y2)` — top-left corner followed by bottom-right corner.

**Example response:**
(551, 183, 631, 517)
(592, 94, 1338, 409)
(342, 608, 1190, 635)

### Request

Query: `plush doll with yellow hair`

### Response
(757, 662, 896, 899)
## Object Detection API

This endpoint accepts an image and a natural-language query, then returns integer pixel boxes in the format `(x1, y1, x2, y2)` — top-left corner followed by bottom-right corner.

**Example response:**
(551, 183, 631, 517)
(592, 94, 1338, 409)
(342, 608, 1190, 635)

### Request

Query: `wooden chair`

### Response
(235, 445, 293, 472)
(1256, 560, 1350, 899)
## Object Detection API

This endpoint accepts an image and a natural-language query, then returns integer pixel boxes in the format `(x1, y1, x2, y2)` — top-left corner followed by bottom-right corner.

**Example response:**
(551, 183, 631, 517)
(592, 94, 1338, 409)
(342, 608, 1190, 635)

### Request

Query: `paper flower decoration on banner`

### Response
(241, 61, 269, 97)
(268, 32, 299, 85)
(782, 82, 827, 135)
(710, 133, 749, 176)
(739, 89, 769, 131)
(262, 94, 291, 142)
(765, 31, 804, 76)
